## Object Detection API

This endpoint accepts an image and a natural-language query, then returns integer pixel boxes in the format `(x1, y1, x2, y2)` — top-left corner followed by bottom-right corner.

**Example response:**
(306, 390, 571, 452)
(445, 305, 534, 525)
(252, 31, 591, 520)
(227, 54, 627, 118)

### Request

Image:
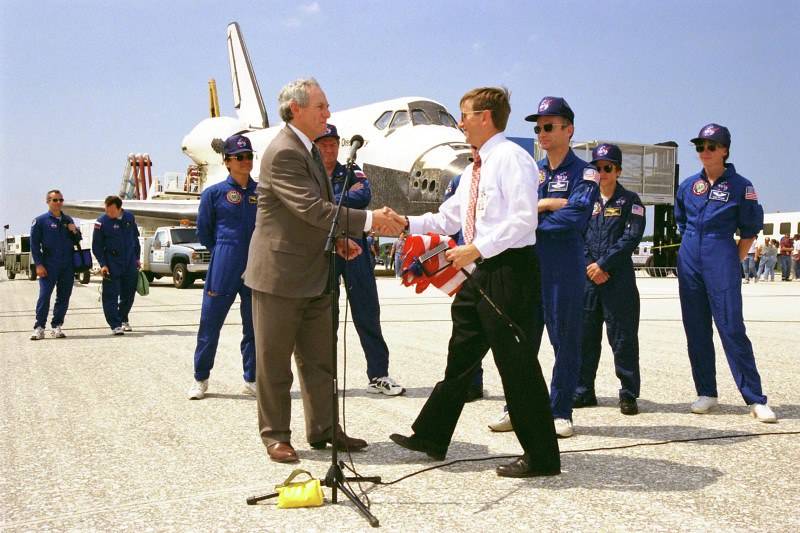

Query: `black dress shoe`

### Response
(310, 424, 368, 451)
(389, 433, 447, 461)
(464, 384, 484, 403)
(573, 392, 598, 408)
(619, 397, 639, 415)
(496, 456, 561, 478)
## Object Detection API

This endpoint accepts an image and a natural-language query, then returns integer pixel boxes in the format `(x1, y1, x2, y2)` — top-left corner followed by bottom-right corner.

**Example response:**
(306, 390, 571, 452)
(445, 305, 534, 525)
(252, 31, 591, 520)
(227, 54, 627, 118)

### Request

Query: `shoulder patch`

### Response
(583, 167, 600, 184)
(94, 218, 103, 229)
(631, 204, 644, 217)
(745, 186, 758, 200)
(354, 170, 366, 179)
(31, 218, 37, 227)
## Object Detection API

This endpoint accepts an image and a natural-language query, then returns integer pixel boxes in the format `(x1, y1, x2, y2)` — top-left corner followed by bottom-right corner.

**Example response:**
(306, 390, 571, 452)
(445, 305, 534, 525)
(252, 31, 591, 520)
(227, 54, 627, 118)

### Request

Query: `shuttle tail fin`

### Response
(226, 22, 268, 129)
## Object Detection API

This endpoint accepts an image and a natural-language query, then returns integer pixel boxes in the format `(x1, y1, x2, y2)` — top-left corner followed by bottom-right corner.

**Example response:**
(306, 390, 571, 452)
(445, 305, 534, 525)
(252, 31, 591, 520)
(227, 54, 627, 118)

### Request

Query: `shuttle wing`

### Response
(63, 200, 200, 230)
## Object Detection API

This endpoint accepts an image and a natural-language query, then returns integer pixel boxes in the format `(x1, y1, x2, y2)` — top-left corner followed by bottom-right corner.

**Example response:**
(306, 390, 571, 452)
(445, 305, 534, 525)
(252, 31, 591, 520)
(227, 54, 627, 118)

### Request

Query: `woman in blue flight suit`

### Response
(187, 134, 258, 400)
(675, 123, 776, 423)
(573, 144, 645, 415)
(92, 195, 141, 334)
(30, 189, 82, 340)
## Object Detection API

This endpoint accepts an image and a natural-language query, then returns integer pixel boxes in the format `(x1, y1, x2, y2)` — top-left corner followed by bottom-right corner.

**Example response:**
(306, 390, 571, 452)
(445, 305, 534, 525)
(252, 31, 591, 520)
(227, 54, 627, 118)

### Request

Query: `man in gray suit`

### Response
(244, 78, 404, 463)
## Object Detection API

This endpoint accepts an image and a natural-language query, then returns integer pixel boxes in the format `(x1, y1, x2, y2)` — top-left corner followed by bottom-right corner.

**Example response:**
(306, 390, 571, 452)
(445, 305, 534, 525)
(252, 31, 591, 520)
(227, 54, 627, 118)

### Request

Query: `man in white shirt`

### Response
(388, 87, 560, 478)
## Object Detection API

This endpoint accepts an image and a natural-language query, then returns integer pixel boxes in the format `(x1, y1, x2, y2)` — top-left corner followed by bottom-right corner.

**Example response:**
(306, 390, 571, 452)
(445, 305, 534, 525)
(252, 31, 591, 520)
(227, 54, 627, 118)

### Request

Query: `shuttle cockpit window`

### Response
(411, 109, 432, 125)
(374, 110, 392, 130)
(439, 111, 459, 129)
(389, 110, 410, 129)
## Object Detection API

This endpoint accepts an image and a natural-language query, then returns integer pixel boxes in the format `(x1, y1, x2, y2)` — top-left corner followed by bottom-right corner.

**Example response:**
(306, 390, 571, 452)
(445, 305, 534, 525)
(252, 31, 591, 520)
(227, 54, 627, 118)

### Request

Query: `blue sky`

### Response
(1, 1, 798, 234)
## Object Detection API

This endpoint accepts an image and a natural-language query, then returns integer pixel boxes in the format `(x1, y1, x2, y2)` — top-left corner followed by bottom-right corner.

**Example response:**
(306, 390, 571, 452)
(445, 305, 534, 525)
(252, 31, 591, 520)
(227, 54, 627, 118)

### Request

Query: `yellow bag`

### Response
(275, 469, 324, 509)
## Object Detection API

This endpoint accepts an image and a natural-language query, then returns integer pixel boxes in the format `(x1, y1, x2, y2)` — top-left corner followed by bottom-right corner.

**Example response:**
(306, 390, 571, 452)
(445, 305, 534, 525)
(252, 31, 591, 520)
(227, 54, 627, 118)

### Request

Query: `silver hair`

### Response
(278, 78, 320, 122)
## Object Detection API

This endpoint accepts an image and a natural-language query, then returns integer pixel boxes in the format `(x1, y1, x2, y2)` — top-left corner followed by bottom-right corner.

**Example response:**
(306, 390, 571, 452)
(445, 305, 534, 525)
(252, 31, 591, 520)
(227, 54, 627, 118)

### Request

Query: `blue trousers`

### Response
(34, 263, 74, 328)
(101, 267, 138, 329)
(741, 254, 756, 280)
(576, 270, 641, 400)
(678, 235, 766, 405)
(335, 240, 390, 380)
(193, 281, 255, 383)
(536, 235, 585, 419)
(778, 255, 791, 280)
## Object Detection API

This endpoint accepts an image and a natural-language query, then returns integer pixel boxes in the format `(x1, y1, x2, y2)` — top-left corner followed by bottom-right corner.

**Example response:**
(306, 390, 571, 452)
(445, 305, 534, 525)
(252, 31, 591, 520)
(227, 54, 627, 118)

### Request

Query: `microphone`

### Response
(346, 135, 364, 163)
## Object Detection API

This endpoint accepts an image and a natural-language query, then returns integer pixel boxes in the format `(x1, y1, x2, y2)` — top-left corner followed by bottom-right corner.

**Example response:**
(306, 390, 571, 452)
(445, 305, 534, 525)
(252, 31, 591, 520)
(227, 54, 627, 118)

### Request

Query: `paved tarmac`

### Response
(1, 272, 799, 532)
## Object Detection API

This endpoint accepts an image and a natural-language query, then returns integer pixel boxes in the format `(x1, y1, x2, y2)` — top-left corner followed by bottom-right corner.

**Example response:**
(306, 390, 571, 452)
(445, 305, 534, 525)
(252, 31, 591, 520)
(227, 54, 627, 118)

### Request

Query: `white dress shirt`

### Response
(287, 123, 372, 231)
(408, 132, 539, 259)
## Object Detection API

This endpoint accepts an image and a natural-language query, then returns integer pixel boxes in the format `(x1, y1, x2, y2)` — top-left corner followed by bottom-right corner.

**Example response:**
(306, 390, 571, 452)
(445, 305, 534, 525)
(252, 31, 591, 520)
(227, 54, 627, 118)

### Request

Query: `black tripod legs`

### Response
(325, 462, 381, 527)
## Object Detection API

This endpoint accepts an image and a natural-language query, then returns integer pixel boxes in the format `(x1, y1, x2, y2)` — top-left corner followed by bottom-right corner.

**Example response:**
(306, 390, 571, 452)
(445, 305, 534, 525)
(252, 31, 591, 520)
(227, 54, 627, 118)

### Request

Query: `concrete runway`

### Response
(1, 273, 799, 531)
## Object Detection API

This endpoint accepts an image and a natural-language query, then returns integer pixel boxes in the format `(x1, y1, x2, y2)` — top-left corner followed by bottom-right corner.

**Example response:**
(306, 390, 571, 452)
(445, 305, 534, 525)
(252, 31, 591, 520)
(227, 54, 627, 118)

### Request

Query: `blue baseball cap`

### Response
(223, 134, 253, 155)
(690, 123, 731, 148)
(591, 143, 622, 166)
(525, 96, 575, 123)
(314, 123, 340, 142)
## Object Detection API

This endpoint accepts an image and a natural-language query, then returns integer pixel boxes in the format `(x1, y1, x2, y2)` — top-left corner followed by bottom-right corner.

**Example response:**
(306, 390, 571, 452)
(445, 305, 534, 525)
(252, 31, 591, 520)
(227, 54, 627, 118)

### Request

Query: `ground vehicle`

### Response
(140, 225, 209, 288)
(4, 234, 36, 280)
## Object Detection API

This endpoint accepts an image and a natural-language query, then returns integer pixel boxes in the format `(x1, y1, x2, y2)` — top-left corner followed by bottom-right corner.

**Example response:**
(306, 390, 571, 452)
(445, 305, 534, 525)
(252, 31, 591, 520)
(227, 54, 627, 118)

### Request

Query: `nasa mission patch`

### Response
(692, 179, 709, 196)
(226, 190, 242, 204)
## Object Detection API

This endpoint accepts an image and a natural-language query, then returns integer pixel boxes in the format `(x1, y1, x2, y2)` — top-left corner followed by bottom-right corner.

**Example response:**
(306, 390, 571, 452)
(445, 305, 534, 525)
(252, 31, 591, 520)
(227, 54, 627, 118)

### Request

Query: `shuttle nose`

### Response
(407, 142, 472, 203)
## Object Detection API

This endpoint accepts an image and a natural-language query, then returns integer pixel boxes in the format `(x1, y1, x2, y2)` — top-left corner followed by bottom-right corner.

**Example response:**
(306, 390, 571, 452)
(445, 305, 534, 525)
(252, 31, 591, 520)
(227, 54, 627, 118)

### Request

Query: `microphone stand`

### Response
(320, 156, 382, 526)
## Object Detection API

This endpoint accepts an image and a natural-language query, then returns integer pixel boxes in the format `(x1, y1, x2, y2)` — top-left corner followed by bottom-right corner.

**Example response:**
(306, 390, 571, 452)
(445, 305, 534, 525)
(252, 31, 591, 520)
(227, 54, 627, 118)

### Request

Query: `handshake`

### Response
(371, 206, 407, 236)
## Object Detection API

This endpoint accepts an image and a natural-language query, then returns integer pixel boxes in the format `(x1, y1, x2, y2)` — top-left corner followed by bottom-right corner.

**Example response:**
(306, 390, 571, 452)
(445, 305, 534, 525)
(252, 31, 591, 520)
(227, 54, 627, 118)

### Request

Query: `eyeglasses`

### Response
(460, 109, 487, 121)
(695, 142, 719, 153)
(226, 153, 254, 161)
(534, 123, 568, 134)
(49, 198, 64, 203)
(596, 164, 616, 173)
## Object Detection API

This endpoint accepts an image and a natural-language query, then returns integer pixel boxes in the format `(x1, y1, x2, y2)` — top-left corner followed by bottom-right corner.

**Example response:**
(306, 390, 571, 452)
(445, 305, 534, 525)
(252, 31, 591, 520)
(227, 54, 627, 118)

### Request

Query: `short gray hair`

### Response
(278, 78, 320, 122)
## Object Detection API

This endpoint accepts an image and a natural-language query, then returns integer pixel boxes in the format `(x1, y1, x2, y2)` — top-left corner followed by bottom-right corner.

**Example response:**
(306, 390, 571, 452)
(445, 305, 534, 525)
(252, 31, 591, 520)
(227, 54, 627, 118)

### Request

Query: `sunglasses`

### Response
(226, 153, 254, 161)
(534, 123, 568, 134)
(49, 198, 64, 203)
(460, 109, 487, 121)
(596, 164, 616, 173)
(695, 142, 720, 153)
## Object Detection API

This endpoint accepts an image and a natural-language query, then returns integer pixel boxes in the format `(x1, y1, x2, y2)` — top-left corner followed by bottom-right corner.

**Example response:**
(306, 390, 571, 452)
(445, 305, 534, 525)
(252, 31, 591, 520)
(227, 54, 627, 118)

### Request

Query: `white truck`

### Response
(140, 225, 210, 288)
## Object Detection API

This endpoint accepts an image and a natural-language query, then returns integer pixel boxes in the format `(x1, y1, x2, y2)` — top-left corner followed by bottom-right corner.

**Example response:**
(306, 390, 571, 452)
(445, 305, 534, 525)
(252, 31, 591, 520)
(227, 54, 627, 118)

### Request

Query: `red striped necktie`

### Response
(463, 152, 482, 244)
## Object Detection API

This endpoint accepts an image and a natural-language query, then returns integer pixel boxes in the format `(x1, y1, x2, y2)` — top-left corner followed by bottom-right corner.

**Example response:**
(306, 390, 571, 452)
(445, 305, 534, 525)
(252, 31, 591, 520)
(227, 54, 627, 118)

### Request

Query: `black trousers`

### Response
(411, 246, 560, 469)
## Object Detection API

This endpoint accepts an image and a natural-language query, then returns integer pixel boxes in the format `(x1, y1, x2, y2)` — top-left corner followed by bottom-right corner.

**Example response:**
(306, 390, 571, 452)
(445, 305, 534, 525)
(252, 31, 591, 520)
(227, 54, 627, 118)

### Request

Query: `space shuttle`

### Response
(66, 22, 471, 233)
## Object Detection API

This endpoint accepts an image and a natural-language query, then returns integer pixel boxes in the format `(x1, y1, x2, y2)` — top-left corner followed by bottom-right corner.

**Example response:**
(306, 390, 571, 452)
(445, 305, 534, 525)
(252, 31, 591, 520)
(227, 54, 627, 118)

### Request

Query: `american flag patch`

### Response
(631, 204, 644, 216)
(745, 186, 758, 200)
(354, 170, 366, 179)
(94, 219, 102, 229)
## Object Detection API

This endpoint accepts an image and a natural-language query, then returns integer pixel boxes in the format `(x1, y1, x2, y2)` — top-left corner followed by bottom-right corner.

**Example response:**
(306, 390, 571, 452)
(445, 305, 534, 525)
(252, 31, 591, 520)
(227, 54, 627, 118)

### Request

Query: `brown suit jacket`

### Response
(244, 126, 367, 297)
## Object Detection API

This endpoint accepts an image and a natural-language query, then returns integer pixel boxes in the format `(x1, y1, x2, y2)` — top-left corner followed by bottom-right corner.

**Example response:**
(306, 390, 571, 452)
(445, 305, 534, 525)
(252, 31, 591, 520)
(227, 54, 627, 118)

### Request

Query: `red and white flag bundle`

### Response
(400, 233, 474, 296)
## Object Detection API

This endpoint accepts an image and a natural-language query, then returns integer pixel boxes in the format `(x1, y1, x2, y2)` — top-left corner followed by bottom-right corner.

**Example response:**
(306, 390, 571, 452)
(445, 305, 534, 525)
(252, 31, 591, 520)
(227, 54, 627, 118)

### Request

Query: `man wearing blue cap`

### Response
(574, 144, 645, 415)
(187, 133, 258, 400)
(92, 195, 141, 335)
(29, 189, 82, 340)
(489, 96, 599, 437)
(675, 123, 776, 423)
(314, 123, 405, 396)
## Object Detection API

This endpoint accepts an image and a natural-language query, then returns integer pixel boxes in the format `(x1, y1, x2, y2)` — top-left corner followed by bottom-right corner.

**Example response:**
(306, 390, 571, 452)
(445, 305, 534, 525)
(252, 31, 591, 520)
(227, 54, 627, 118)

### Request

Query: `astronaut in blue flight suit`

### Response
(29, 189, 82, 340)
(92, 195, 141, 335)
(675, 123, 776, 423)
(573, 144, 645, 416)
(489, 97, 599, 438)
(314, 124, 405, 396)
(187, 134, 258, 400)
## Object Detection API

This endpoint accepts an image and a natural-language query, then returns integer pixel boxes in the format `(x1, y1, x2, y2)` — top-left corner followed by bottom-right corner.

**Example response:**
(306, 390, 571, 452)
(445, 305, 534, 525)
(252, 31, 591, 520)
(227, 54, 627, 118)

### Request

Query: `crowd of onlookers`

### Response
(742, 233, 800, 283)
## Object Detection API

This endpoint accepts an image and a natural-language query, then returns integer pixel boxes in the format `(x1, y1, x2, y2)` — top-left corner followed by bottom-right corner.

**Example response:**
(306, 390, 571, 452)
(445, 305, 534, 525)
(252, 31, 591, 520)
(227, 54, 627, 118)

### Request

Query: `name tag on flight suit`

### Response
(548, 180, 569, 192)
(604, 207, 622, 217)
(709, 189, 730, 202)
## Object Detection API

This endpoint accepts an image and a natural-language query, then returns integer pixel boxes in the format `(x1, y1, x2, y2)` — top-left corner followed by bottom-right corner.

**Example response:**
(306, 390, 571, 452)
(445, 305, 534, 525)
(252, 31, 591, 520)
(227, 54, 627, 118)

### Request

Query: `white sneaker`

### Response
(188, 379, 209, 400)
(51, 326, 66, 339)
(750, 403, 777, 423)
(488, 409, 513, 432)
(366, 376, 406, 396)
(743, 279, 750, 284)
(112, 327, 125, 336)
(121, 322, 132, 332)
(554, 418, 574, 438)
(242, 381, 256, 397)
(30, 327, 45, 341)
(691, 396, 719, 414)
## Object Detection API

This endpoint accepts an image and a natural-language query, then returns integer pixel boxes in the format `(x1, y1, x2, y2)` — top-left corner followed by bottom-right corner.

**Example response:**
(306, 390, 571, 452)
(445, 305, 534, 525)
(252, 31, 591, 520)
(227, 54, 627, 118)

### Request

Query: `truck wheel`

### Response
(173, 263, 194, 289)
(645, 256, 665, 278)
(8, 270, 15, 280)
(144, 271, 155, 283)
(80, 271, 90, 284)
(28, 267, 37, 281)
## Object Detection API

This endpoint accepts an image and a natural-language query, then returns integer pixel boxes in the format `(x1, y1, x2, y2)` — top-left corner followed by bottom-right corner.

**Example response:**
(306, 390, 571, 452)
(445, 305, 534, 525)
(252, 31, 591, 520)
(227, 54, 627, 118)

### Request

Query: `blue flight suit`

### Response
(442, 173, 483, 387)
(674, 163, 766, 405)
(193, 176, 257, 383)
(536, 149, 600, 419)
(576, 184, 645, 401)
(30, 212, 80, 329)
(331, 162, 391, 380)
(92, 210, 141, 330)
